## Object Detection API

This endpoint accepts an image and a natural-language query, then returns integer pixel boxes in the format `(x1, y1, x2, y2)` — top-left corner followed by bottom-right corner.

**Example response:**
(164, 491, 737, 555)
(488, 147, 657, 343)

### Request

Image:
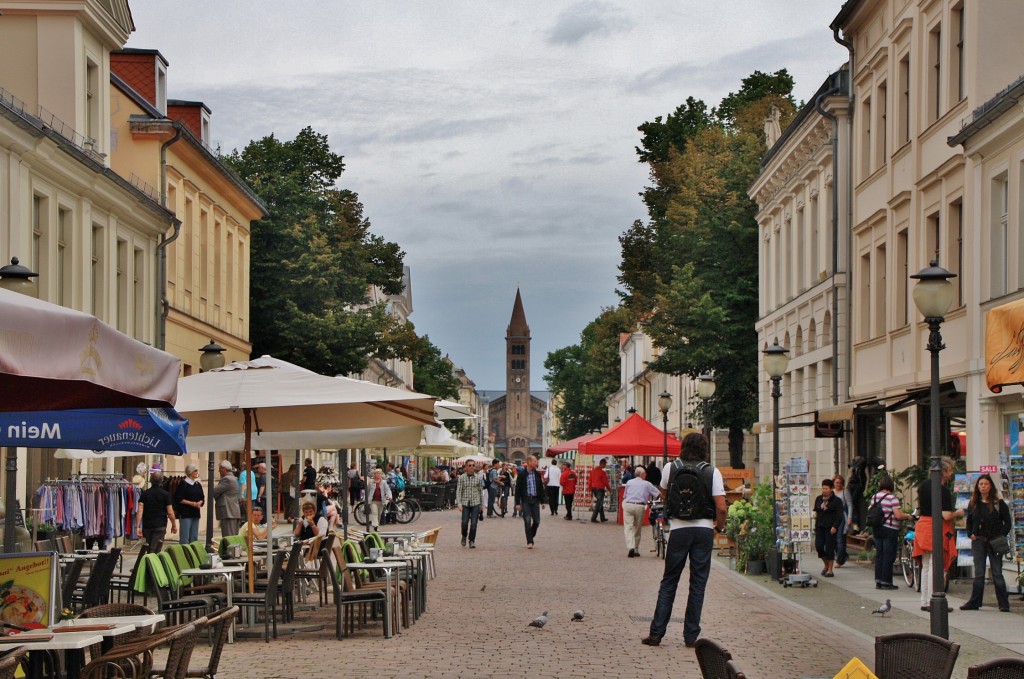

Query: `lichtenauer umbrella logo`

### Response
(119, 418, 144, 431)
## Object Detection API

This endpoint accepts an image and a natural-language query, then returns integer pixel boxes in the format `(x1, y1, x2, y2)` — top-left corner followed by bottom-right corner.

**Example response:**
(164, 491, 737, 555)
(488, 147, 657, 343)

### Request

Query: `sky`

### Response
(127, 1, 848, 391)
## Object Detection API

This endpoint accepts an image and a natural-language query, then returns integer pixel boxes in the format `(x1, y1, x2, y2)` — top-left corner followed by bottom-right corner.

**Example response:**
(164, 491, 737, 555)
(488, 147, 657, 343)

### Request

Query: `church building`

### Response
(482, 289, 549, 461)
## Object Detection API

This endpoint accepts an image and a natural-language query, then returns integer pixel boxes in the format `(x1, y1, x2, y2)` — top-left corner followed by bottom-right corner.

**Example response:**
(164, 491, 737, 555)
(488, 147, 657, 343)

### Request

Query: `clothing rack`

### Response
(34, 475, 141, 548)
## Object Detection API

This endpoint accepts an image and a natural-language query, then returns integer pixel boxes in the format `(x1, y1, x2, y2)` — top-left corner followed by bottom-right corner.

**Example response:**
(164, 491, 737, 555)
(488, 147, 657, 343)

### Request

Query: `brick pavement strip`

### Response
(186, 508, 1012, 678)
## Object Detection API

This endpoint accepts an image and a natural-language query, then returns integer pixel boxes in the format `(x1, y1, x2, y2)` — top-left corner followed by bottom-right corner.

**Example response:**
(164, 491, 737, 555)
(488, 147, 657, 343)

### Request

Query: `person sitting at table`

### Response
(293, 500, 329, 541)
(239, 504, 276, 540)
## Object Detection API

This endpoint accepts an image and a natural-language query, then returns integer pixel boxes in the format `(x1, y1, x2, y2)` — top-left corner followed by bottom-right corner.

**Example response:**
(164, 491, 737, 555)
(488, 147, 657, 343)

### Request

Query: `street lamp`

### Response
(696, 374, 716, 443)
(199, 340, 226, 550)
(763, 338, 789, 579)
(0, 257, 37, 554)
(911, 259, 957, 639)
(658, 391, 672, 467)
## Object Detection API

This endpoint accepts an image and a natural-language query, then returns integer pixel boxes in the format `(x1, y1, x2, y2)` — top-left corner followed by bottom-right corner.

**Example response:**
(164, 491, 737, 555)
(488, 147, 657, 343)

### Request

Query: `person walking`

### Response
(486, 460, 501, 518)
(254, 462, 268, 513)
(498, 463, 513, 517)
(136, 465, 177, 552)
(544, 461, 562, 516)
(623, 466, 661, 557)
(366, 468, 392, 531)
(302, 458, 317, 491)
(642, 433, 726, 648)
(913, 456, 963, 612)
(813, 479, 844, 578)
(960, 473, 1012, 612)
(514, 455, 546, 548)
(281, 463, 298, 520)
(869, 475, 911, 590)
(457, 460, 484, 548)
(589, 459, 611, 522)
(833, 474, 852, 567)
(213, 460, 242, 538)
(174, 463, 204, 544)
(560, 461, 578, 520)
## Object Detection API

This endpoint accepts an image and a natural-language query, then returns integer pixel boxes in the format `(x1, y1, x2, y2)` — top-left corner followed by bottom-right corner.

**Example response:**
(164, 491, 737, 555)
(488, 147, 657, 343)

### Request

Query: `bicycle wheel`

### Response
(394, 499, 417, 524)
(352, 501, 369, 525)
(900, 541, 915, 587)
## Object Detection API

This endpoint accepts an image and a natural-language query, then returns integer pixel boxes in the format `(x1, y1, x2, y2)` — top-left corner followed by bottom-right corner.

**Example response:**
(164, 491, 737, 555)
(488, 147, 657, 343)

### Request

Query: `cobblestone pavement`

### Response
(191, 506, 1016, 678)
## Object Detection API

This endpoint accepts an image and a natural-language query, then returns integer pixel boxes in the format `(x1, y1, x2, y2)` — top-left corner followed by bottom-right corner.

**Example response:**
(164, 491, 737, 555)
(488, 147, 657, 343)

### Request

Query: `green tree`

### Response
(223, 127, 415, 375)
(545, 307, 633, 439)
(620, 71, 796, 467)
(411, 335, 459, 401)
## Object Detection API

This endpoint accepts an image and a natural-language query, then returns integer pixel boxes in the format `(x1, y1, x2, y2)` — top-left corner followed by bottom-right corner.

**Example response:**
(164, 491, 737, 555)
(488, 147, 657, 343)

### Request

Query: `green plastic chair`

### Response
(217, 535, 247, 557)
(188, 541, 210, 565)
(165, 545, 195, 583)
(133, 553, 170, 595)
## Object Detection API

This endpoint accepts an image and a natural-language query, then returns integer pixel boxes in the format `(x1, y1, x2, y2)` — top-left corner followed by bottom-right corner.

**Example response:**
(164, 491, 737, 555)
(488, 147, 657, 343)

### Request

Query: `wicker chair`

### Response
(79, 602, 157, 662)
(151, 622, 201, 679)
(0, 647, 27, 679)
(80, 622, 196, 679)
(694, 638, 735, 679)
(724, 659, 747, 679)
(182, 606, 238, 679)
(875, 632, 960, 679)
(967, 658, 1024, 679)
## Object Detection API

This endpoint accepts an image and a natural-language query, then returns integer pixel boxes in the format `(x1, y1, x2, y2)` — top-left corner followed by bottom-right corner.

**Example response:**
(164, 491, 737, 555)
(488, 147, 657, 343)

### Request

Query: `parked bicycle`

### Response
(352, 494, 419, 525)
(899, 516, 919, 588)
(650, 500, 668, 559)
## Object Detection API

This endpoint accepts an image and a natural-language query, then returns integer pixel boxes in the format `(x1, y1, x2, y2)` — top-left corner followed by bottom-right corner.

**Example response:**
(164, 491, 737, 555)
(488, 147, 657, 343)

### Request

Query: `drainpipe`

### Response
(155, 124, 182, 350)
(833, 25, 855, 473)
(815, 72, 844, 474)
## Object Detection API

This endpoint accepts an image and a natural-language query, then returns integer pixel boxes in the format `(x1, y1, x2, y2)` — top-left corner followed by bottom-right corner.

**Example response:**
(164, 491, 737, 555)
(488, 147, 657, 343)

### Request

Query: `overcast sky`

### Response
(128, 1, 847, 391)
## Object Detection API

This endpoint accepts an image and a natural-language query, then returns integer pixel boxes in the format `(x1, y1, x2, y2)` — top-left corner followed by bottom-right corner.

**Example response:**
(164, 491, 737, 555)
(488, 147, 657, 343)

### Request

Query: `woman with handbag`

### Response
(960, 473, 1012, 612)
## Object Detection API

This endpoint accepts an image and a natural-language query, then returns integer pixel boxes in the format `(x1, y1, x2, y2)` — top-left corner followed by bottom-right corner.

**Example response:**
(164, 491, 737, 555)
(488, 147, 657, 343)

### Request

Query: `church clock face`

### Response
(515, 376, 522, 383)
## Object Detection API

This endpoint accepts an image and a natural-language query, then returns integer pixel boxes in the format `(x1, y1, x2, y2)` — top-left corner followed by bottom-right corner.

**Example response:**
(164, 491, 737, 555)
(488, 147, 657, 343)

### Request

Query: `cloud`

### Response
(546, 1, 633, 45)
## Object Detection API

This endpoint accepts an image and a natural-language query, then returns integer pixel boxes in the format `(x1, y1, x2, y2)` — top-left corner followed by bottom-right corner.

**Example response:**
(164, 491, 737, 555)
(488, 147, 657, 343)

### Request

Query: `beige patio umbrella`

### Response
(175, 356, 438, 588)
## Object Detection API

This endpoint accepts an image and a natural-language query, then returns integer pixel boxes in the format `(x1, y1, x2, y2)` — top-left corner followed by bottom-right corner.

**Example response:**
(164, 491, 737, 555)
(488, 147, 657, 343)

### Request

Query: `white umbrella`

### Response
(435, 400, 476, 420)
(175, 356, 438, 588)
(453, 454, 491, 466)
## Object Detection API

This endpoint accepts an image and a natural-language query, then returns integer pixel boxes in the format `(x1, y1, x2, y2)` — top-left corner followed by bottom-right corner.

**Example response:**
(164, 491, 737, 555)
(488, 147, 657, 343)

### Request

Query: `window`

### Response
(536, 419, 543, 438)
(91, 224, 104, 315)
(214, 220, 222, 309)
(898, 55, 911, 144)
(57, 207, 71, 306)
(928, 24, 942, 123)
(858, 251, 871, 341)
(874, 244, 887, 335)
(200, 210, 209, 302)
(992, 174, 1009, 297)
(948, 200, 963, 306)
(926, 211, 941, 264)
(511, 359, 525, 371)
(156, 61, 167, 114)
(116, 239, 128, 333)
(896, 229, 909, 326)
(134, 247, 144, 339)
(876, 82, 887, 161)
(31, 194, 46, 279)
(511, 344, 525, 355)
(796, 208, 805, 291)
(810, 194, 820, 280)
(952, 5, 964, 103)
(861, 95, 872, 177)
(183, 198, 193, 295)
(85, 59, 99, 145)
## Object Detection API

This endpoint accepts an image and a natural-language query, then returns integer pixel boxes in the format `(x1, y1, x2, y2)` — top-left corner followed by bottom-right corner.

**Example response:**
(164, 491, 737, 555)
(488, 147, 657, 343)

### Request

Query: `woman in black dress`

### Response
(813, 478, 844, 577)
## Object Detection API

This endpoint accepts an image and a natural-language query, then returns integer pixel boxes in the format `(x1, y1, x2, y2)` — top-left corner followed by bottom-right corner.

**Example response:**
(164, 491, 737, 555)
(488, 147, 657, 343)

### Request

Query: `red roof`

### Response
(545, 432, 600, 457)
(578, 413, 682, 457)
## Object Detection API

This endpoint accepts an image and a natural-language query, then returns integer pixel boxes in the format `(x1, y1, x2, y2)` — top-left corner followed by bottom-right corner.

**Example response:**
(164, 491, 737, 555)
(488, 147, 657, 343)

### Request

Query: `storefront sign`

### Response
(0, 552, 58, 629)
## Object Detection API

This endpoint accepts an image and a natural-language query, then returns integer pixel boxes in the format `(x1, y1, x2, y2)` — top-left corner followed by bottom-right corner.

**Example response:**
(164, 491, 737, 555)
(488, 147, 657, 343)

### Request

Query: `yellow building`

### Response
(107, 49, 267, 487)
(0, 1, 178, 491)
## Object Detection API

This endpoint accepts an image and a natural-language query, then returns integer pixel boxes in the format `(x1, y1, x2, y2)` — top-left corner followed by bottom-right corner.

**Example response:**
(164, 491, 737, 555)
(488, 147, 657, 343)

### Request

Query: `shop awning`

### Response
(985, 296, 1024, 392)
(816, 397, 882, 423)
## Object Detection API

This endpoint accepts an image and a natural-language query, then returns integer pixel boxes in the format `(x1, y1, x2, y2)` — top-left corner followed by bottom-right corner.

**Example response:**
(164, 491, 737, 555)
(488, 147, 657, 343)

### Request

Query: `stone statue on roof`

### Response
(764, 103, 782, 149)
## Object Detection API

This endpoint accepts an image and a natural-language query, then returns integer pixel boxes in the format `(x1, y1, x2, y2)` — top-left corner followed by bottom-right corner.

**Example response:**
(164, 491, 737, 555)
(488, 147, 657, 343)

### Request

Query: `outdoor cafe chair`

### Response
(329, 548, 390, 639)
(967, 658, 1024, 679)
(0, 647, 28, 679)
(136, 554, 217, 625)
(694, 638, 736, 679)
(295, 533, 331, 606)
(875, 632, 960, 679)
(71, 548, 122, 611)
(231, 551, 286, 643)
(109, 543, 149, 603)
(81, 621, 198, 679)
(276, 542, 303, 623)
(342, 538, 410, 624)
(724, 659, 748, 679)
(61, 558, 86, 607)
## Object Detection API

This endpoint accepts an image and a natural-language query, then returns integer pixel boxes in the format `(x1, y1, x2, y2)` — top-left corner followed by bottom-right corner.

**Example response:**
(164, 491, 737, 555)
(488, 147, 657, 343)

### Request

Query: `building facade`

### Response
(351, 266, 414, 389)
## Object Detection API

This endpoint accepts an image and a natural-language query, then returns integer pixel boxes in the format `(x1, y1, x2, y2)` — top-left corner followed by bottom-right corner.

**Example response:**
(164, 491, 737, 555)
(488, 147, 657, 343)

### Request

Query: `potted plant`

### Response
(727, 483, 774, 574)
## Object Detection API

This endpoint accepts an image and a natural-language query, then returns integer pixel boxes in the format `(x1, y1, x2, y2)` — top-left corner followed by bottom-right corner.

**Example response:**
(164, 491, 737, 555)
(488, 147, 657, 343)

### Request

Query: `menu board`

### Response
(0, 552, 59, 629)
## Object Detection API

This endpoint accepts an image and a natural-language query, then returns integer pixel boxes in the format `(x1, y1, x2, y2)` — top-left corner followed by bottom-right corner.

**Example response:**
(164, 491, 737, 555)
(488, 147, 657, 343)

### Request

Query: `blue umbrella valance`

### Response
(0, 407, 188, 454)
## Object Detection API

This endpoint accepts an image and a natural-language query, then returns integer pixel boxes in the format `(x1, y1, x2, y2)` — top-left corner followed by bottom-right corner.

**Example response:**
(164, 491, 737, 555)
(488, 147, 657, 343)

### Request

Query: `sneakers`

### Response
(469, 541, 475, 549)
(640, 635, 662, 646)
(684, 639, 698, 648)
(959, 603, 979, 610)
(461, 536, 467, 547)
(628, 549, 637, 558)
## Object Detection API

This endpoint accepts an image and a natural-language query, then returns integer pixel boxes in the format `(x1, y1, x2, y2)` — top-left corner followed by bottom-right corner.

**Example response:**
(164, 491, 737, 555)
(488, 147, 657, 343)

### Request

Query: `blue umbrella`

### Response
(0, 407, 188, 454)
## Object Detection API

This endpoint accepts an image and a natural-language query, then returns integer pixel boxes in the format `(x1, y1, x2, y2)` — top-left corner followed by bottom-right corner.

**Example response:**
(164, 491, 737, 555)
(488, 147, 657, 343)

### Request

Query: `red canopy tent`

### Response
(545, 432, 600, 457)
(578, 412, 682, 457)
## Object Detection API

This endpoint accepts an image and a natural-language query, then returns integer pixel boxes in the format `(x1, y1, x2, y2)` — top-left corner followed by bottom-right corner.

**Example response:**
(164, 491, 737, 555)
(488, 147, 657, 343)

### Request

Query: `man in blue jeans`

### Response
(456, 460, 483, 548)
(642, 432, 726, 648)
(514, 455, 547, 548)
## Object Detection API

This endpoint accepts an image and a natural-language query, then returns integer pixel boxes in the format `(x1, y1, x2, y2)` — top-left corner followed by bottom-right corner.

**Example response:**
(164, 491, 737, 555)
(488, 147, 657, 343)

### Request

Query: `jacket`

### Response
(560, 467, 578, 495)
(813, 493, 844, 532)
(514, 469, 547, 504)
(966, 499, 1011, 540)
(367, 480, 393, 504)
(589, 466, 610, 491)
(213, 473, 241, 520)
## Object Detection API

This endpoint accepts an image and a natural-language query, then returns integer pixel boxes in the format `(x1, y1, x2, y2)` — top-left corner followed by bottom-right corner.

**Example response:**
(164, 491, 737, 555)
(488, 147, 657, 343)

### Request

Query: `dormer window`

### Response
(155, 60, 167, 115)
(200, 109, 211, 148)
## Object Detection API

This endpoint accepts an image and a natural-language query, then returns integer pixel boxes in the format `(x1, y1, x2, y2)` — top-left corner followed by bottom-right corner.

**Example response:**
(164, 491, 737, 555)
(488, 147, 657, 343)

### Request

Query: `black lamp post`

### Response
(0, 257, 38, 554)
(199, 340, 226, 549)
(911, 259, 957, 639)
(696, 374, 716, 444)
(763, 339, 789, 578)
(658, 391, 672, 467)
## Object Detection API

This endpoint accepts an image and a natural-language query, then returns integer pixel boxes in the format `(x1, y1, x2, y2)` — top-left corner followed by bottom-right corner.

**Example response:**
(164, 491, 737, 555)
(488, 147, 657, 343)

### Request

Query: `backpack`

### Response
(391, 473, 406, 492)
(865, 493, 889, 531)
(664, 460, 715, 521)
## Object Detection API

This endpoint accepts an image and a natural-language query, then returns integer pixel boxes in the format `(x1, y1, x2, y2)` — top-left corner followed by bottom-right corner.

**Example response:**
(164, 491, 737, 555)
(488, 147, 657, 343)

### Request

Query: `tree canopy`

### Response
(223, 127, 416, 376)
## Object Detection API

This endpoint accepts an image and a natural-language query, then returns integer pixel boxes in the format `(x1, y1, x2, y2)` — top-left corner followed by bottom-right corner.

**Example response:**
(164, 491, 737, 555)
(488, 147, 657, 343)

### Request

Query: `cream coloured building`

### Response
(751, 70, 852, 484)
(0, 1, 177, 492)
(830, 0, 1024, 475)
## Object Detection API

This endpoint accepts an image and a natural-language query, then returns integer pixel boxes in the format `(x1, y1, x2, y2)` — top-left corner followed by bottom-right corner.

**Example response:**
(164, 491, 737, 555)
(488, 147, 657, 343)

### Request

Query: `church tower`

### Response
(505, 288, 531, 455)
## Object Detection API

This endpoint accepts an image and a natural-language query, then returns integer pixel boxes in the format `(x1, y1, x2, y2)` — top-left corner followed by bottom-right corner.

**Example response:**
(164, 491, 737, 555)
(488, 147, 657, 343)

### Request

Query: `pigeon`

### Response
(480, 585, 486, 592)
(528, 611, 548, 628)
(871, 599, 892, 616)
(571, 610, 585, 622)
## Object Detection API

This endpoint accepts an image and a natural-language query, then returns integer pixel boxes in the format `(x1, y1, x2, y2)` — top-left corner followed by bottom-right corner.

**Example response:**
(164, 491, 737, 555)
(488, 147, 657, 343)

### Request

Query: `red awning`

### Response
(545, 432, 600, 457)
(578, 412, 682, 457)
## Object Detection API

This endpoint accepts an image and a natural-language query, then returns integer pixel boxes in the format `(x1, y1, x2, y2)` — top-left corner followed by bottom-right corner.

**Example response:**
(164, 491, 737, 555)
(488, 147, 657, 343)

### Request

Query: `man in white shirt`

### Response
(641, 433, 726, 649)
(544, 461, 562, 516)
(622, 467, 661, 558)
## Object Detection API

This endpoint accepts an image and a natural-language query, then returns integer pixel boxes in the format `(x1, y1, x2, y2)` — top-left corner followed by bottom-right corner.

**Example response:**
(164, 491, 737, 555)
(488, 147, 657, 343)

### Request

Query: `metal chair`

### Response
(875, 632, 960, 679)
(60, 558, 86, 609)
(329, 547, 390, 639)
(71, 548, 122, 611)
(138, 554, 217, 625)
(232, 551, 286, 642)
(967, 658, 1024, 679)
(694, 638, 735, 679)
(109, 542, 149, 603)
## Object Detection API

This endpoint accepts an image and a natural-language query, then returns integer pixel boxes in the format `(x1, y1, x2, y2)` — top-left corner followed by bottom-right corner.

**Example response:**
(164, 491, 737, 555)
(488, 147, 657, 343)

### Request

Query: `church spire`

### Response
(507, 287, 529, 338)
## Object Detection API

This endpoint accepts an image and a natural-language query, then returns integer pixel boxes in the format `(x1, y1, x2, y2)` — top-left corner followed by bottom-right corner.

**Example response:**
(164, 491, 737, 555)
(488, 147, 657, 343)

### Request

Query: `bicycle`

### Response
(650, 500, 668, 559)
(899, 518, 919, 588)
(352, 496, 419, 525)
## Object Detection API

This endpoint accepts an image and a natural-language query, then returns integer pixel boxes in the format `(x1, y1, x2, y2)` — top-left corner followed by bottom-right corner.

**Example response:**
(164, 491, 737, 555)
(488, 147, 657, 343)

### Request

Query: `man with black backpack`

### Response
(641, 432, 726, 649)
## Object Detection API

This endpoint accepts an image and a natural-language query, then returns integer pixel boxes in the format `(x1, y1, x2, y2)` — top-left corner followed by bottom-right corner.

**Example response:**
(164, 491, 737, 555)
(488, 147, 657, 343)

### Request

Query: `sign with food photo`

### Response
(0, 553, 58, 629)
